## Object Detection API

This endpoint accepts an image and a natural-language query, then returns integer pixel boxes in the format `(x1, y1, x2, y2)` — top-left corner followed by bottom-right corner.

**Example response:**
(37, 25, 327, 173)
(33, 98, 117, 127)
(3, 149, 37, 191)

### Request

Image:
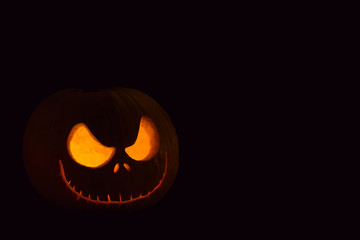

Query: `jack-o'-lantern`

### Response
(23, 88, 179, 210)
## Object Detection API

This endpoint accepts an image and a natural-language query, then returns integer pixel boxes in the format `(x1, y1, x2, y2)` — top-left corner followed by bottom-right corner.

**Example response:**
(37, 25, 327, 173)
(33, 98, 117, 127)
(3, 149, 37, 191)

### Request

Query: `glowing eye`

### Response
(125, 116, 160, 161)
(67, 123, 116, 168)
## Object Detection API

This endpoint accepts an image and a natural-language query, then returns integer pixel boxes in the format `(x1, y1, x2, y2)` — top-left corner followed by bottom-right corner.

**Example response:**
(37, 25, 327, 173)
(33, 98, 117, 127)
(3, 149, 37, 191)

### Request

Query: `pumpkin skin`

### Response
(23, 88, 179, 210)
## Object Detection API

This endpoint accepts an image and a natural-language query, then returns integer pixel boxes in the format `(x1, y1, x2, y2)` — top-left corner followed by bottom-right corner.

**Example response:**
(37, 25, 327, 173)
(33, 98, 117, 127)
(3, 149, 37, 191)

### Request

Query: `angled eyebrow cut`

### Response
(125, 116, 160, 161)
(67, 123, 116, 168)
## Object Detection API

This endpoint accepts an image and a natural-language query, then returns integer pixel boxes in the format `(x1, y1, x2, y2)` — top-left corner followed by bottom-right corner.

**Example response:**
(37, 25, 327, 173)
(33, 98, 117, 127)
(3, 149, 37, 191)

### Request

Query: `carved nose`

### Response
(113, 163, 119, 173)
(123, 163, 131, 172)
(113, 163, 131, 173)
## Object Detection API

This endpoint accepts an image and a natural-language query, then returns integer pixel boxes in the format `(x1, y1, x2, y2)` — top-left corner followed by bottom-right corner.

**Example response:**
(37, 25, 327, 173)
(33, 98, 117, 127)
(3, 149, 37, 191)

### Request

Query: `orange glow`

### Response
(123, 163, 131, 172)
(125, 116, 160, 161)
(113, 163, 119, 173)
(58, 152, 168, 205)
(67, 123, 116, 168)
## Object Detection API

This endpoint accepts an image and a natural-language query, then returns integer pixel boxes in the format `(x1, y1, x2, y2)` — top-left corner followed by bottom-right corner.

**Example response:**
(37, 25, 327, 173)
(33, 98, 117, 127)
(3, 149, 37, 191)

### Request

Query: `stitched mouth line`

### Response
(59, 152, 168, 205)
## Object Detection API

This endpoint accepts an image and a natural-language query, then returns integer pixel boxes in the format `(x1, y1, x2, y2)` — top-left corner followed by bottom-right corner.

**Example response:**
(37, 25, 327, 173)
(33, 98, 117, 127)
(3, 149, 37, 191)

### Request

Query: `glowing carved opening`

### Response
(58, 152, 168, 205)
(125, 116, 160, 161)
(113, 163, 119, 173)
(67, 123, 116, 168)
(123, 163, 131, 172)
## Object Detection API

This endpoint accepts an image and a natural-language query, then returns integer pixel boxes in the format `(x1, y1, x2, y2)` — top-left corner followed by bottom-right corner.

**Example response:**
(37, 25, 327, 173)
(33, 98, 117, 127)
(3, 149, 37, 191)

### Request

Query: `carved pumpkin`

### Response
(23, 88, 179, 210)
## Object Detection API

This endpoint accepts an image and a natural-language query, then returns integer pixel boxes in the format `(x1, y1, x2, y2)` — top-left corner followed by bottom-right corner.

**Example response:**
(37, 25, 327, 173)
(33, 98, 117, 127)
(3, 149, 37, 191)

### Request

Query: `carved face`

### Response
(23, 88, 179, 210)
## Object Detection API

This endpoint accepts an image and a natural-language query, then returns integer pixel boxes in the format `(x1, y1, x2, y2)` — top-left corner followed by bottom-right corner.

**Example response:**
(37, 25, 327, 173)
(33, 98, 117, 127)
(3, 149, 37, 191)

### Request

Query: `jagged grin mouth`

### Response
(59, 152, 168, 205)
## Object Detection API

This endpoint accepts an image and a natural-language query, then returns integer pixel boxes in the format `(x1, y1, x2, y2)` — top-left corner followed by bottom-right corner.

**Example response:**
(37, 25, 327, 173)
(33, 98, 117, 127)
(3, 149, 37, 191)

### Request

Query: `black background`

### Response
(4, 41, 250, 236)
(2, 6, 320, 236)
